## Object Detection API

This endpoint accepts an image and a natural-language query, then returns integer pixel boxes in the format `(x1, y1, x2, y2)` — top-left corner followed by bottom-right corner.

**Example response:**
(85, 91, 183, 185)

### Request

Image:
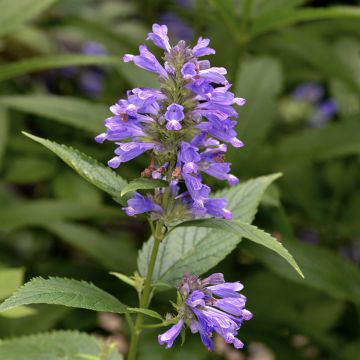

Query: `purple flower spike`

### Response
(165, 103, 185, 131)
(158, 319, 184, 349)
(160, 273, 251, 351)
(147, 24, 171, 52)
(97, 24, 246, 220)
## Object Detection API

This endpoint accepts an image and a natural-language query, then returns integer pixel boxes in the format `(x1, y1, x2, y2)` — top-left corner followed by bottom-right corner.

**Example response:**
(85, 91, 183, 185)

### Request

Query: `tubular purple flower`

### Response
(123, 192, 163, 216)
(158, 319, 184, 348)
(147, 24, 171, 52)
(192, 37, 215, 57)
(165, 103, 185, 130)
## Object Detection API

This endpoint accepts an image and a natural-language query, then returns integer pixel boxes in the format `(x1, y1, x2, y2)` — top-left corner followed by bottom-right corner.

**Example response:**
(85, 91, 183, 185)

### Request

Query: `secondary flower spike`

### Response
(158, 273, 252, 350)
(96, 24, 246, 221)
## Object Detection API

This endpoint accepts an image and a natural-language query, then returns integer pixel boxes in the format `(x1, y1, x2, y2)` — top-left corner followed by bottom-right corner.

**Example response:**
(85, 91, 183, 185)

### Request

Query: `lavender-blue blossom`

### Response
(158, 273, 252, 351)
(96, 24, 246, 221)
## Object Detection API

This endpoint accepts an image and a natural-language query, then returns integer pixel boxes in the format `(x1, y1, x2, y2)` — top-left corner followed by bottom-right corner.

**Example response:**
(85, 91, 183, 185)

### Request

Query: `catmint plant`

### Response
(95, 24, 248, 358)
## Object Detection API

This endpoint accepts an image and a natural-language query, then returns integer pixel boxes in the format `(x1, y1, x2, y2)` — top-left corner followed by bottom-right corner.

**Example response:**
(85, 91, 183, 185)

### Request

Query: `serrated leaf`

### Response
(0, 201, 119, 232)
(250, 6, 360, 37)
(0, 0, 58, 37)
(23, 132, 127, 200)
(138, 174, 281, 284)
(120, 178, 168, 197)
(128, 308, 164, 321)
(177, 219, 303, 278)
(0, 330, 123, 360)
(46, 223, 137, 273)
(0, 277, 128, 314)
(0, 95, 107, 133)
(0, 54, 120, 82)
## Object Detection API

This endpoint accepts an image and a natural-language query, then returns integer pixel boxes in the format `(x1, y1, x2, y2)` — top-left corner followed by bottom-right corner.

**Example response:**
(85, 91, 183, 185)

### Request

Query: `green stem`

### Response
(127, 220, 165, 360)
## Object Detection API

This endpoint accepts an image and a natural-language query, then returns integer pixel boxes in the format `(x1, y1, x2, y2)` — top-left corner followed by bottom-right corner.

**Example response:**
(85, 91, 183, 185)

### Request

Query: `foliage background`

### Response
(0, 0, 359, 359)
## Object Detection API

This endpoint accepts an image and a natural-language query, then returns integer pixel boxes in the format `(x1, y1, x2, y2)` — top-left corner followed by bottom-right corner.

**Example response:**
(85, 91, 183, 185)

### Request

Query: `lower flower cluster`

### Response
(158, 273, 252, 351)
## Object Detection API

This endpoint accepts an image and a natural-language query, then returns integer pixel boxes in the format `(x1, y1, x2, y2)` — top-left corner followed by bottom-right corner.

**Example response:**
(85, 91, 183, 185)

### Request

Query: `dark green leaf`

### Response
(177, 218, 303, 277)
(0, 330, 123, 360)
(0, 277, 128, 314)
(0, 54, 120, 82)
(23, 132, 127, 200)
(0, 96, 107, 133)
(0, 0, 58, 37)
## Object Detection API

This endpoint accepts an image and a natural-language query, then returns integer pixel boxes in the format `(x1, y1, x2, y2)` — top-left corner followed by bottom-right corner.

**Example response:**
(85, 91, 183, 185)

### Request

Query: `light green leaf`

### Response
(110, 272, 136, 288)
(0, 95, 108, 133)
(178, 219, 303, 277)
(0, 277, 128, 314)
(46, 223, 137, 273)
(235, 57, 283, 145)
(0, 330, 123, 360)
(0, 54, 120, 82)
(0, 267, 24, 299)
(0, 107, 8, 169)
(251, 6, 360, 37)
(0, 0, 58, 37)
(120, 178, 168, 197)
(23, 132, 127, 200)
(128, 308, 164, 321)
(138, 174, 281, 284)
(0, 306, 37, 319)
(0, 201, 119, 232)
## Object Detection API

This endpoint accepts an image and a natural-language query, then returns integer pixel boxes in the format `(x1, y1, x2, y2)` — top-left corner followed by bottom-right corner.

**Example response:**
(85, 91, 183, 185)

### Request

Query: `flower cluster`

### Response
(292, 83, 337, 127)
(96, 24, 245, 221)
(158, 273, 252, 350)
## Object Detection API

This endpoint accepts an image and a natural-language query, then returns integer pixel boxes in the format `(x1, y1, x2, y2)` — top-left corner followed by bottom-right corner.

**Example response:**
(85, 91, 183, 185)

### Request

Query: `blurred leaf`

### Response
(46, 222, 137, 273)
(0, 96, 107, 133)
(235, 57, 283, 144)
(121, 178, 168, 197)
(23, 133, 127, 200)
(53, 172, 102, 204)
(0, 201, 119, 232)
(0, 330, 123, 360)
(0, 306, 37, 319)
(138, 174, 280, 283)
(4, 157, 57, 184)
(0, 107, 8, 169)
(0, 0, 58, 37)
(0, 277, 128, 314)
(0, 267, 24, 299)
(273, 117, 360, 165)
(0, 54, 120, 82)
(251, 6, 360, 37)
(177, 218, 303, 277)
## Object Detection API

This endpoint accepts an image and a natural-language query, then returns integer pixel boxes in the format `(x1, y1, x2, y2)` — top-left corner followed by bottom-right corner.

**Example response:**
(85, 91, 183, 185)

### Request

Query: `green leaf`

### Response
(0, 201, 119, 232)
(138, 173, 281, 284)
(0, 306, 37, 319)
(0, 0, 58, 37)
(110, 272, 136, 288)
(235, 57, 283, 145)
(177, 219, 303, 277)
(0, 277, 128, 314)
(4, 157, 57, 184)
(0, 267, 24, 299)
(0, 54, 120, 82)
(250, 6, 360, 37)
(46, 223, 137, 273)
(120, 178, 168, 197)
(0, 95, 108, 133)
(0, 330, 123, 360)
(128, 308, 164, 321)
(23, 132, 127, 200)
(0, 107, 8, 169)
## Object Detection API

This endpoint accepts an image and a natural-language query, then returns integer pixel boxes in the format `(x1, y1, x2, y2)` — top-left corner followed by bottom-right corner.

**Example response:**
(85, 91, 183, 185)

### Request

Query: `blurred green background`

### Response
(0, 0, 359, 359)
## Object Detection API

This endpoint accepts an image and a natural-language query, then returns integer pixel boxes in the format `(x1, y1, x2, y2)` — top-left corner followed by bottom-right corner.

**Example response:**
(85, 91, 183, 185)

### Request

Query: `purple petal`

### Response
(158, 319, 184, 349)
